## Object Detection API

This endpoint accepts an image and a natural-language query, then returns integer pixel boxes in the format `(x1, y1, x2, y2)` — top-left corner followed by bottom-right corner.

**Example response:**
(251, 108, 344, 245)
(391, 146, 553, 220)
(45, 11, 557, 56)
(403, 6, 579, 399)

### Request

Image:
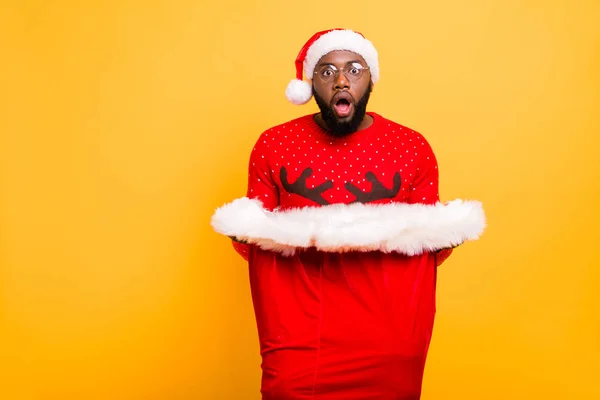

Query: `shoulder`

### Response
(371, 112, 431, 144)
(258, 114, 315, 137)
(250, 113, 316, 159)
(371, 112, 438, 166)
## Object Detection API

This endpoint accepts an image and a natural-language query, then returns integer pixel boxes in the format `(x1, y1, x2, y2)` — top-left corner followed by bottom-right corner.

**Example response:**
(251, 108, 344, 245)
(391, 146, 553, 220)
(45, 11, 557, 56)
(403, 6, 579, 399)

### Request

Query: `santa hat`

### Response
(285, 28, 380, 105)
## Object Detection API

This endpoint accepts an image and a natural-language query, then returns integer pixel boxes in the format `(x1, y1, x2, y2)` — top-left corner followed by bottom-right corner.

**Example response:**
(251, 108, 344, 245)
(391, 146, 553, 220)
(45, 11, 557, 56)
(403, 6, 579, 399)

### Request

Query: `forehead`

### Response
(316, 50, 367, 67)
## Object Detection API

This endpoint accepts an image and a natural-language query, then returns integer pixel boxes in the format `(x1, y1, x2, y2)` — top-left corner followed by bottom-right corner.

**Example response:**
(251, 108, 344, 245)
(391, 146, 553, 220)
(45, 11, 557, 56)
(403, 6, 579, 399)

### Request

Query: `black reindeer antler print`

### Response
(280, 167, 334, 205)
(345, 171, 402, 204)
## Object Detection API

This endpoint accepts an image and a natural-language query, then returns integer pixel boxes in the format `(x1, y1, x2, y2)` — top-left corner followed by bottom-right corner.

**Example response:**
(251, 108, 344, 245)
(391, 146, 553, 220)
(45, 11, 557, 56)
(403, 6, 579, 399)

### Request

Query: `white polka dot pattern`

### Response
(247, 113, 440, 210)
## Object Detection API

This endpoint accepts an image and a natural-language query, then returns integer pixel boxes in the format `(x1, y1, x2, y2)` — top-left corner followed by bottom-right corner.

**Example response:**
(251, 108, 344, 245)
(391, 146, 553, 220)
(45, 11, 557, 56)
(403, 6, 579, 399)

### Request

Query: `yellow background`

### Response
(1, 0, 599, 399)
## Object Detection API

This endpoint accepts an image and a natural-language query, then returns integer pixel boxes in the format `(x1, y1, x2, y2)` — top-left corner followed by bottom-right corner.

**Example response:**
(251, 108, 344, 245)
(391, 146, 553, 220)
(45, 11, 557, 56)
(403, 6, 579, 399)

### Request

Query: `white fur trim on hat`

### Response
(304, 29, 379, 84)
(285, 29, 380, 105)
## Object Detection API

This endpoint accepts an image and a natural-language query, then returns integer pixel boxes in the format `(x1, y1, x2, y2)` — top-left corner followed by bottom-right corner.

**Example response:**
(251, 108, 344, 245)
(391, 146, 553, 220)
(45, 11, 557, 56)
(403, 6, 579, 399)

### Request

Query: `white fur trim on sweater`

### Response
(304, 29, 379, 84)
(211, 197, 486, 256)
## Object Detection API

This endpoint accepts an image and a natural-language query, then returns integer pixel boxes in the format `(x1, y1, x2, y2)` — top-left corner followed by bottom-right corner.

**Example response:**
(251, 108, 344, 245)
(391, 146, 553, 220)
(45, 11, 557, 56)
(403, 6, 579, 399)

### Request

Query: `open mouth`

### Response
(333, 96, 353, 118)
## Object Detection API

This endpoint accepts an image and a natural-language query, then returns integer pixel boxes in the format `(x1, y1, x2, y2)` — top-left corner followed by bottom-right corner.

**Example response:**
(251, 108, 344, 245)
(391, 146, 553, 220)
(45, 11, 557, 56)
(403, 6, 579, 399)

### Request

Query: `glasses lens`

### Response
(344, 63, 365, 80)
(315, 63, 368, 82)
(316, 66, 337, 82)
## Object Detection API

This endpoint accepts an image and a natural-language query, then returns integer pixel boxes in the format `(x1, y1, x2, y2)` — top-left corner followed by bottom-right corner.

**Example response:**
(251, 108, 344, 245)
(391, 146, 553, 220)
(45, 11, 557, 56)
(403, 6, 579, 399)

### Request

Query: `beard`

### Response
(313, 82, 372, 138)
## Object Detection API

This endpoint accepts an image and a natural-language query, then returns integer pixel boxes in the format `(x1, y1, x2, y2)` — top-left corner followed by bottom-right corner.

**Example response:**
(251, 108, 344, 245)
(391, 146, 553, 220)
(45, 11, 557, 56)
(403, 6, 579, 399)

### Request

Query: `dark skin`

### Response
(312, 50, 374, 133)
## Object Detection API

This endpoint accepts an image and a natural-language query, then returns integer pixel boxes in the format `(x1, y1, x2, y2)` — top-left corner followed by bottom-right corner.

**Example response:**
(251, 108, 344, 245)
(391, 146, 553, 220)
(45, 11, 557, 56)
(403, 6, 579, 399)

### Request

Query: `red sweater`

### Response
(212, 112, 485, 399)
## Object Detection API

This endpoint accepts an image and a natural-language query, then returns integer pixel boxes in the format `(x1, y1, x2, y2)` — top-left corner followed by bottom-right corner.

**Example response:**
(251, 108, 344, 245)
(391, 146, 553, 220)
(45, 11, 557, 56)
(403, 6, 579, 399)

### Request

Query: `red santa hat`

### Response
(285, 28, 380, 105)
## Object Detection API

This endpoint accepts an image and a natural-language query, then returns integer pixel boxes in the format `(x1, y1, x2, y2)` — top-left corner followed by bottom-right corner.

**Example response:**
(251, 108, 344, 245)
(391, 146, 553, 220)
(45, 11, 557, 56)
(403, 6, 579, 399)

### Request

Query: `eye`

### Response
(348, 63, 363, 75)
(320, 67, 338, 78)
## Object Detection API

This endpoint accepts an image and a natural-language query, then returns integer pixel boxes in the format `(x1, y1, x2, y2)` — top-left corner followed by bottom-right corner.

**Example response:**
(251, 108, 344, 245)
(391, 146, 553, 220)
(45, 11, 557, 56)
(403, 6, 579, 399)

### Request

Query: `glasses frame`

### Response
(312, 62, 371, 83)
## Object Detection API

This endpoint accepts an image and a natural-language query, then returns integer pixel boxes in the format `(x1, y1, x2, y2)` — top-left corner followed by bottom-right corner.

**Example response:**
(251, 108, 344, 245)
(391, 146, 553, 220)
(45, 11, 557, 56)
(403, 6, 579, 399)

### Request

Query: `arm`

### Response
(231, 132, 280, 260)
(407, 134, 454, 267)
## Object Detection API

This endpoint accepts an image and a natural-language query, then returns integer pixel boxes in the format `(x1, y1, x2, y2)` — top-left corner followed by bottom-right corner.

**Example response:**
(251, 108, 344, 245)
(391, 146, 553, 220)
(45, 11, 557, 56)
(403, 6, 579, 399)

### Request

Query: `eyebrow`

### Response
(316, 60, 363, 68)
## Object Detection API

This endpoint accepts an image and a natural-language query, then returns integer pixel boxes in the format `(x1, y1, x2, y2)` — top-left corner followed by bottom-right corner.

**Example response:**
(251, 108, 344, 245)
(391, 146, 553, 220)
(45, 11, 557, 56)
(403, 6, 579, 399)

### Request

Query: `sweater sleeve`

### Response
(407, 134, 440, 206)
(231, 131, 280, 259)
(407, 134, 454, 266)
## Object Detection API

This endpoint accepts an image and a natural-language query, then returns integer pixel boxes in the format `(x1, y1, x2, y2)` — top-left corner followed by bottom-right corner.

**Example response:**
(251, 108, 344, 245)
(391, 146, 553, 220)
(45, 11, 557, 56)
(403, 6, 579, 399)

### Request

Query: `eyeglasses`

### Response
(313, 62, 370, 83)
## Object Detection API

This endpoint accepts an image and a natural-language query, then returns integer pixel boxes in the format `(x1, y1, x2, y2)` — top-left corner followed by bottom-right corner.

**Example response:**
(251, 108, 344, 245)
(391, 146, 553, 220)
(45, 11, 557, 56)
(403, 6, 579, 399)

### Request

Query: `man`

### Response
(212, 29, 485, 399)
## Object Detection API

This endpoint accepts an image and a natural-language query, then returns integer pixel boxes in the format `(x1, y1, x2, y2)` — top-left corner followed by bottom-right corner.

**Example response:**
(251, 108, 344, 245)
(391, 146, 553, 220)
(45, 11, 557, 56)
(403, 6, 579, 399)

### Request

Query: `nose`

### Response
(333, 71, 350, 90)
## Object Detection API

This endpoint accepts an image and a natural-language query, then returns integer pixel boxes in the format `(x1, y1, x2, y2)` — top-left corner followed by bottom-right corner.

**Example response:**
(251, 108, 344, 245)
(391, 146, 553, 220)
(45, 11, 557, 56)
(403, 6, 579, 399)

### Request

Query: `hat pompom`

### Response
(285, 79, 312, 105)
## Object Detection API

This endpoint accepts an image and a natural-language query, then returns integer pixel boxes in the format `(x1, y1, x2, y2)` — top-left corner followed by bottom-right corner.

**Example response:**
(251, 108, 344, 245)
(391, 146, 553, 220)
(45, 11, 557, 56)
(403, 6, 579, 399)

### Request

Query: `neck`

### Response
(314, 112, 374, 134)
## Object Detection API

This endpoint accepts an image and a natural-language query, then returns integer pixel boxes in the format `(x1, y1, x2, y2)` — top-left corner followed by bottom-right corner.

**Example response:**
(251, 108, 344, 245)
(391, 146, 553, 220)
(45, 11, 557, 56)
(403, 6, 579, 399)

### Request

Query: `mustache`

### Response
(312, 83, 372, 137)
